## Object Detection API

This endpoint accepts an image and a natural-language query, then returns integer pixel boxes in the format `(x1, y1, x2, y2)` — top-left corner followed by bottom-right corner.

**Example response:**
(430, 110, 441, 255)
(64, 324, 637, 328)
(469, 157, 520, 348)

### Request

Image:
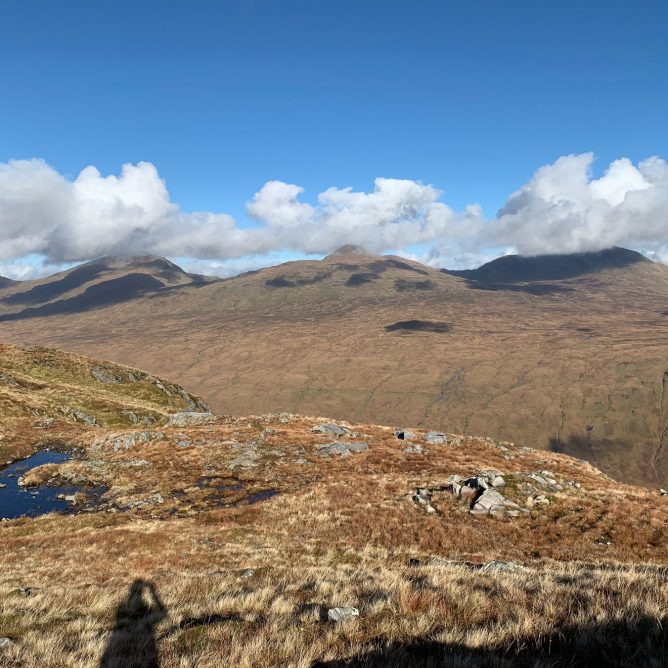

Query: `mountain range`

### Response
(0, 245, 666, 487)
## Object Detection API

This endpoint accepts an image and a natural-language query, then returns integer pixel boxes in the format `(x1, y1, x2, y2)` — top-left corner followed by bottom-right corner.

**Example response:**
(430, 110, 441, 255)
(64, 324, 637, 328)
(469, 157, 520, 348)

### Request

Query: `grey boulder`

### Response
(317, 441, 368, 457)
(312, 423, 353, 436)
(327, 607, 360, 622)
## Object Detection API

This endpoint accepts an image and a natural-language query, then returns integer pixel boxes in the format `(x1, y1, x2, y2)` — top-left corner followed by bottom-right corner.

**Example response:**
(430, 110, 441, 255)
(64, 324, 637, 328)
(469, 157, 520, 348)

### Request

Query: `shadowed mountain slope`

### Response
(0, 247, 666, 487)
(0, 255, 217, 319)
(444, 246, 648, 283)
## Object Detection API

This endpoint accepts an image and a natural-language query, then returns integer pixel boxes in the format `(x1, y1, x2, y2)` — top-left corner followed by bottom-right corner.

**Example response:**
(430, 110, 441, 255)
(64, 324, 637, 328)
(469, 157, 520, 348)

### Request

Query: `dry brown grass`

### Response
(2, 414, 668, 665)
(1, 553, 666, 667)
(1, 346, 667, 666)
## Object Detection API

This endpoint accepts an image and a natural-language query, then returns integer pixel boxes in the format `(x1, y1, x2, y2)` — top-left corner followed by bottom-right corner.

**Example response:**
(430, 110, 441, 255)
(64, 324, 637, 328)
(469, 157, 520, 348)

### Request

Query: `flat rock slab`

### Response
(317, 441, 368, 457)
(471, 488, 526, 517)
(312, 423, 353, 436)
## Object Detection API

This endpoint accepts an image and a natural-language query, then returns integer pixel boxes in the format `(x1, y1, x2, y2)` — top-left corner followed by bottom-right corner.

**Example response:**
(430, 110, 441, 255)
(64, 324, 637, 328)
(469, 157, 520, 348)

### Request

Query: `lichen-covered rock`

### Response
(167, 412, 215, 427)
(327, 607, 359, 622)
(91, 366, 123, 384)
(470, 488, 526, 517)
(312, 423, 353, 436)
(424, 431, 447, 444)
(91, 431, 164, 452)
(317, 441, 368, 457)
(61, 407, 99, 426)
(395, 429, 416, 440)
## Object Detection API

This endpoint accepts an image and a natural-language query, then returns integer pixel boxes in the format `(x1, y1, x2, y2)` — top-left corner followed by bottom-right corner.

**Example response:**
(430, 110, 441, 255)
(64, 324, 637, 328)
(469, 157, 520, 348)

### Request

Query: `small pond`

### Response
(0, 450, 106, 520)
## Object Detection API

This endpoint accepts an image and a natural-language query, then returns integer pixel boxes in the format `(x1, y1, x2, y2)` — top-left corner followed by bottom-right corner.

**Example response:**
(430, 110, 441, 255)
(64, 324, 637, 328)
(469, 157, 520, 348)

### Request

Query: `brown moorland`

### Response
(0, 345, 667, 666)
(0, 246, 666, 488)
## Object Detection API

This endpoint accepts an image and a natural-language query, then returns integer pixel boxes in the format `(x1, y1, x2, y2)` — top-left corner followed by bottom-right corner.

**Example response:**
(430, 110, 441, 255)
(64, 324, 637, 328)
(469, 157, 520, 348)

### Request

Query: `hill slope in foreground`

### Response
(0, 345, 666, 666)
(0, 246, 666, 489)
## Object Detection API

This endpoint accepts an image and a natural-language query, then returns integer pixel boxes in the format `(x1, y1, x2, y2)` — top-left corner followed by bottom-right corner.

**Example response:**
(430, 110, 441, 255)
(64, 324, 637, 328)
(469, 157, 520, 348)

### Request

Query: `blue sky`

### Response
(1, 0, 667, 278)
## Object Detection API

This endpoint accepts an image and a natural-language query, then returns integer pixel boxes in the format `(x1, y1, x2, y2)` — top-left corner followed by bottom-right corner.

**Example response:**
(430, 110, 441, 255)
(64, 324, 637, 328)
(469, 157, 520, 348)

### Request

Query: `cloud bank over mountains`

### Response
(1, 153, 667, 278)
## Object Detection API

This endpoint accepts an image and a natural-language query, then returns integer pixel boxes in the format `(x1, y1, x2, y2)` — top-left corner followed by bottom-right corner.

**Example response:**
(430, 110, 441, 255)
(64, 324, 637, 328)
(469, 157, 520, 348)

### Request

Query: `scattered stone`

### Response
(0, 483, 6, 489)
(404, 443, 423, 454)
(424, 431, 447, 444)
(34, 417, 55, 429)
(491, 475, 506, 488)
(660, 488, 667, 496)
(395, 429, 416, 440)
(327, 607, 359, 622)
(167, 411, 215, 427)
(239, 569, 256, 578)
(312, 423, 353, 436)
(317, 441, 368, 457)
(177, 440, 193, 448)
(412, 488, 437, 513)
(295, 458, 308, 465)
(91, 365, 123, 384)
(0, 637, 14, 651)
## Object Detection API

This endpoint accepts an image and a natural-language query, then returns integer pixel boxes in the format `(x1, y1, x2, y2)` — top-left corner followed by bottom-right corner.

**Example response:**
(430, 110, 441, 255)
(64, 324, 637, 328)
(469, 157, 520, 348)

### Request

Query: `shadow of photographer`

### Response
(100, 579, 167, 668)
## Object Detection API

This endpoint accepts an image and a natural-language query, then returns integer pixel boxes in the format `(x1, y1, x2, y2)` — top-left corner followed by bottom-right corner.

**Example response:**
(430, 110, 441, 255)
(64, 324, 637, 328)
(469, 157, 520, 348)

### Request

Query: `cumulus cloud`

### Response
(0, 153, 667, 277)
(0, 159, 478, 265)
(495, 153, 668, 257)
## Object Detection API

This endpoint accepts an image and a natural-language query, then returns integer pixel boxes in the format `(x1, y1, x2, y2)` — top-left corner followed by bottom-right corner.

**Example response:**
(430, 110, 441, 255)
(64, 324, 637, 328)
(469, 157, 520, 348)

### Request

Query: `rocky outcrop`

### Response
(60, 407, 100, 426)
(312, 423, 354, 436)
(317, 441, 368, 457)
(413, 471, 535, 518)
(91, 365, 123, 384)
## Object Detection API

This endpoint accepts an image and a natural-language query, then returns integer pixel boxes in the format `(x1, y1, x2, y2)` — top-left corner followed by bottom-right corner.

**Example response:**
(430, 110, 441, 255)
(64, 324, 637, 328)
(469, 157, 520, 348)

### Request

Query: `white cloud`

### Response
(0, 154, 667, 277)
(495, 153, 668, 257)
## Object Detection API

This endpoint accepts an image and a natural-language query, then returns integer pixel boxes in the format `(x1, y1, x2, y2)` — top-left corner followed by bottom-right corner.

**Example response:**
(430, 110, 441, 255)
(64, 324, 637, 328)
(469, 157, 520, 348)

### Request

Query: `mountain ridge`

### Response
(443, 246, 651, 283)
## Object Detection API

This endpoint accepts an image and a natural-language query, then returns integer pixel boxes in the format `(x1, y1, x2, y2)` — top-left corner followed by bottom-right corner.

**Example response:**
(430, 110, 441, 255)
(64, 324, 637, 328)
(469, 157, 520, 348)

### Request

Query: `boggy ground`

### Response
(1, 412, 667, 666)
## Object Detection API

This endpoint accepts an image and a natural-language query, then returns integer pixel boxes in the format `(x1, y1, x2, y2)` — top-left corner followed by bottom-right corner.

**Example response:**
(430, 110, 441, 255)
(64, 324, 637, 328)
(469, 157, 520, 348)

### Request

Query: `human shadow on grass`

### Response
(100, 580, 167, 668)
(313, 613, 667, 667)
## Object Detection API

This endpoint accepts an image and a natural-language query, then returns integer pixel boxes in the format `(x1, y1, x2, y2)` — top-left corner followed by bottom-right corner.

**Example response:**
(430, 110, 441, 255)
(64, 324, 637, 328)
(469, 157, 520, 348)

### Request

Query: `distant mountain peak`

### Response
(325, 245, 376, 260)
(444, 247, 650, 283)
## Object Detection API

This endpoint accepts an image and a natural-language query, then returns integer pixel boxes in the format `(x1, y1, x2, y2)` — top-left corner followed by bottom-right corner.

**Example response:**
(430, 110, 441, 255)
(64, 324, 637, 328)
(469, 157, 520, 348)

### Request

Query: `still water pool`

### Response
(0, 450, 105, 520)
